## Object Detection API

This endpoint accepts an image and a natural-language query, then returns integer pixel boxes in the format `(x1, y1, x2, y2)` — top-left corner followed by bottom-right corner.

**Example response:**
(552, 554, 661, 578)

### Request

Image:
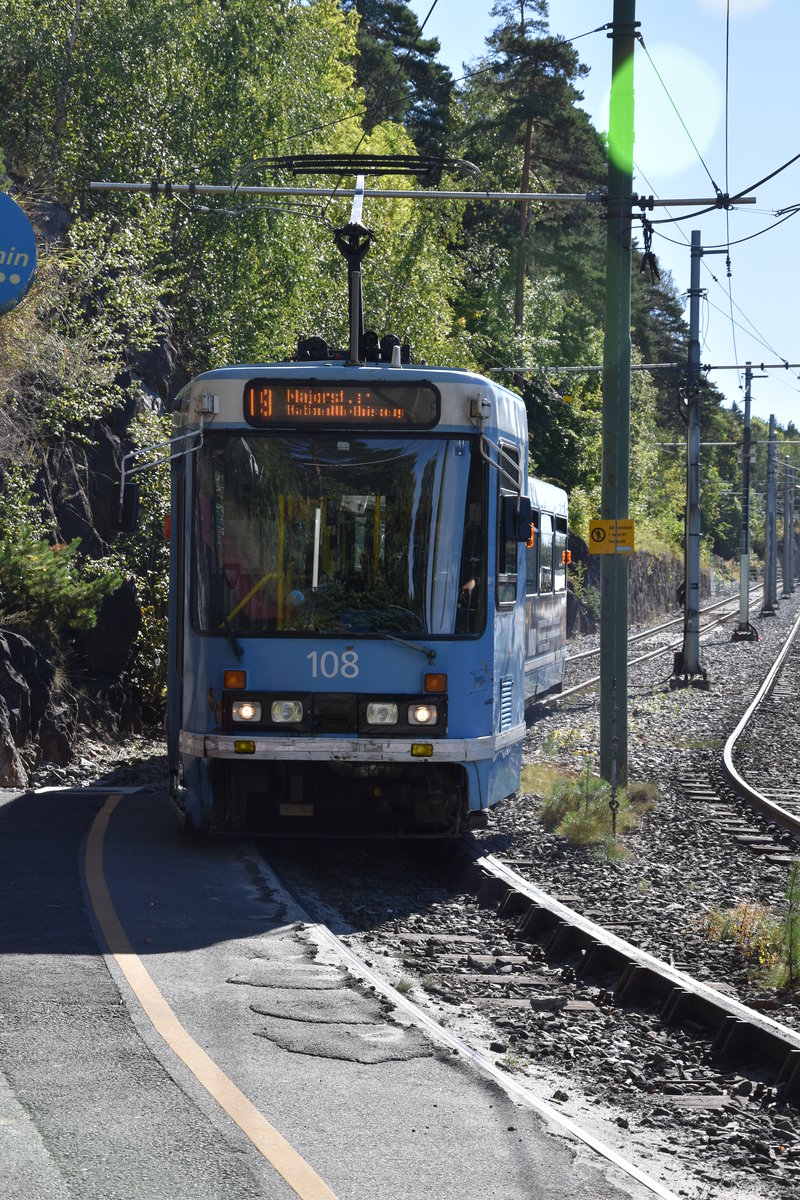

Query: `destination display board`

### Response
(244, 380, 439, 428)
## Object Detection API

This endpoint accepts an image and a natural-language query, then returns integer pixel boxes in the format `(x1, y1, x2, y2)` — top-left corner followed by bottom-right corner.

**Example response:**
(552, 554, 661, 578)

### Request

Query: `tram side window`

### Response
(539, 512, 554, 593)
(497, 447, 520, 607)
(525, 510, 540, 595)
(554, 515, 568, 593)
(455, 446, 487, 634)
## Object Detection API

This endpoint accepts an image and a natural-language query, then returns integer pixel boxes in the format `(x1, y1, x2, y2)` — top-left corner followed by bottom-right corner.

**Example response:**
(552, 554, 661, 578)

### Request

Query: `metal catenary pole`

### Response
(783, 455, 794, 597)
(732, 363, 759, 640)
(599, 0, 637, 788)
(673, 230, 706, 683)
(739, 364, 753, 629)
(791, 466, 797, 591)
(762, 414, 778, 614)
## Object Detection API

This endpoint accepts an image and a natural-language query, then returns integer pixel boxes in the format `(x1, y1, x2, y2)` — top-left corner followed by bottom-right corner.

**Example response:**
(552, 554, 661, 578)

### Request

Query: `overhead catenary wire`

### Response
(271, 21, 611, 160)
(321, 0, 441, 218)
(633, 160, 793, 379)
(721, 0, 741, 390)
(636, 34, 721, 199)
(650, 149, 800, 229)
(90, 180, 756, 209)
(91, 4, 800, 435)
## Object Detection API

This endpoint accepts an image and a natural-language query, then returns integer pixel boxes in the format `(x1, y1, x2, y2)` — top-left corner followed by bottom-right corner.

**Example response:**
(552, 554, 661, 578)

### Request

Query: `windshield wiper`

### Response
(220, 615, 243, 660)
(374, 631, 437, 663)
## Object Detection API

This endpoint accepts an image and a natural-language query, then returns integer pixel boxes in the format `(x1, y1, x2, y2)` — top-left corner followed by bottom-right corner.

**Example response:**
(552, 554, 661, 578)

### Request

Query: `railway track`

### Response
(269, 845, 687, 1200)
(556, 588, 763, 701)
(565, 589, 759, 666)
(722, 608, 800, 834)
(268, 821, 800, 1199)
(265, 587, 800, 1199)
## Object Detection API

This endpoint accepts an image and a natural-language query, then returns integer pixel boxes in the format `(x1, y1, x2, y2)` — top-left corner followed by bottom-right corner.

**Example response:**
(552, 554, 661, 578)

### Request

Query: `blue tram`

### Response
(164, 361, 568, 835)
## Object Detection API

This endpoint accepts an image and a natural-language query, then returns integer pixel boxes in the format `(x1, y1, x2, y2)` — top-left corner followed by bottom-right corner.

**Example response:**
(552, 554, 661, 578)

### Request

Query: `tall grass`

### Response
(521, 763, 657, 857)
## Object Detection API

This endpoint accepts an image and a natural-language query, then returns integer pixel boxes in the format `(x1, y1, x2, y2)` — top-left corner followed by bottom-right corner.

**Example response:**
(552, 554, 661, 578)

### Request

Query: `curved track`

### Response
(263, 594, 800, 1197)
(722, 608, 800, 835)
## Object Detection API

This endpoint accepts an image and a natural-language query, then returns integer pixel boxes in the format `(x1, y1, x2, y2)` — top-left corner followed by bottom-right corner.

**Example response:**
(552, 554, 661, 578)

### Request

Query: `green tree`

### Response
(0, 465, 123, 637)
(343, 0, 454, 159)
(458, 1, 606, 339)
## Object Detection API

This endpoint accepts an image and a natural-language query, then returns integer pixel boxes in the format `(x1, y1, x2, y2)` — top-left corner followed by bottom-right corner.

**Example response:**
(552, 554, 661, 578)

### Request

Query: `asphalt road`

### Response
(0, 782, 659, 1200)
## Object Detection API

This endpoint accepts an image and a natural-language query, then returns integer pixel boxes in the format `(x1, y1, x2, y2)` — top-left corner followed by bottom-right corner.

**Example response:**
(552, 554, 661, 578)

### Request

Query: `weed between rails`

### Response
(701, 862, 800, 995)
(521, 762, 658, 861)
(523, 750, 800, 999)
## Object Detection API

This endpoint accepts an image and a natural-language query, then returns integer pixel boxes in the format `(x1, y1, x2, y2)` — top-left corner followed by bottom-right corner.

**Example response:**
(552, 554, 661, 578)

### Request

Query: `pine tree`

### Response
(343, 0, 454, 159)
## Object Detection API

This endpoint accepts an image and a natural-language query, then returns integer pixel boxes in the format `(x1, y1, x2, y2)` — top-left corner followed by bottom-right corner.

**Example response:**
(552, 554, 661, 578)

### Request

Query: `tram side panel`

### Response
(523, 484, 569, 706)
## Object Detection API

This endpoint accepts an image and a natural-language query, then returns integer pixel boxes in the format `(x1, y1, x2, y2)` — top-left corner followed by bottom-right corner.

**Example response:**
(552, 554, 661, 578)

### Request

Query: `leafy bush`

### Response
(0, 466, 123, 636)
(701, 901, 783, 980)
(106, 409, 172, 710)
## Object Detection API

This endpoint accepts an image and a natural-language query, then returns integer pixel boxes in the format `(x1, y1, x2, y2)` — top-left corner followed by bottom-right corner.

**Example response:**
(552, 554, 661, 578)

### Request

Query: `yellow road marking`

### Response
(85, 795, 339, 1200)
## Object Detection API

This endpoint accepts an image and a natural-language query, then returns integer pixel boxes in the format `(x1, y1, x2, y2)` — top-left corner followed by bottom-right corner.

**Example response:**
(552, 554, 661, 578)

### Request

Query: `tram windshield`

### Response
(191, 433, 486, 637)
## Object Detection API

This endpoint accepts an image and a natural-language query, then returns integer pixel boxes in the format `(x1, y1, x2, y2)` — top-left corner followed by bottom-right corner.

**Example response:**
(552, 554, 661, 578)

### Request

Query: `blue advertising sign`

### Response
(0, 192, 37, 314)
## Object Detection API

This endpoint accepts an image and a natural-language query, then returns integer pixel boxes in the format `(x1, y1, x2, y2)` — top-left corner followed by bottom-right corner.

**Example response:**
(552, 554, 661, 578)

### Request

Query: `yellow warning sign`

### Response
(588, 519, 635, 555)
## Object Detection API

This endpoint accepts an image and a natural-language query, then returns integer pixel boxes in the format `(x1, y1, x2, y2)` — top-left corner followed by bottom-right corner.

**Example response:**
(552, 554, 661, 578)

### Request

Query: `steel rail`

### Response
(721, 607, 800, 837)
(548, 600, 750, 704)
(566, 588, 758, 665)
(456, 842, 800, 1100)
(269, 876, 684, 1200)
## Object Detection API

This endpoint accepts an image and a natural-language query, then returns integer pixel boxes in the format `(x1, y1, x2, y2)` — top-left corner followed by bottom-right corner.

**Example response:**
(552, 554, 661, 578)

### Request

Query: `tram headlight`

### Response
(366, 702, 399, 726)
(408, 703, 438, 726)
(270, 700, 304, 724)
(232, 700, 262, 723)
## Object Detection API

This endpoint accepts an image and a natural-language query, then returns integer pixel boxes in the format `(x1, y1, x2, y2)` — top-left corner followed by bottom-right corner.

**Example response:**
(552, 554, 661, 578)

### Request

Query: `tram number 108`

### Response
(306, 649, 360, 679)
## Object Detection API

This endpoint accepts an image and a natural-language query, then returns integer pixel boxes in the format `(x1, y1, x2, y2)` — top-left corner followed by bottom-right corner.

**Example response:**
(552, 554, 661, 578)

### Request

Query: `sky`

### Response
(407, 0, 800, 433)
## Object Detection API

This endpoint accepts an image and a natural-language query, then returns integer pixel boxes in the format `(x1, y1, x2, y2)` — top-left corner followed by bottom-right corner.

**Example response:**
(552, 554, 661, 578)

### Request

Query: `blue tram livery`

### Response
(162, 361, 568, 835)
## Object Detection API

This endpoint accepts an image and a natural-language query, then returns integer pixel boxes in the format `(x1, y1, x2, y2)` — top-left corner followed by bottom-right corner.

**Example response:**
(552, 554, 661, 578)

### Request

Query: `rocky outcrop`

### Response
(0, 197, 170, 784)
(0, 587, 144, 788)
(0, 630, 61, 786)
(73, 578, 142, 675)
(568, 533, 713, 634)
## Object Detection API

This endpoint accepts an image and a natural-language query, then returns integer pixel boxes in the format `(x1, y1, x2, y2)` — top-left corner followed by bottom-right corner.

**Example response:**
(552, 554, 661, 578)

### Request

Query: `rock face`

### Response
(74, 579, 142, 676)
(0, 197, 175, 784)
(0, 400, 153, 787)
(567, 533, 712, 634)
(0, 578, 147, 787)
(0, 631, 59, 787)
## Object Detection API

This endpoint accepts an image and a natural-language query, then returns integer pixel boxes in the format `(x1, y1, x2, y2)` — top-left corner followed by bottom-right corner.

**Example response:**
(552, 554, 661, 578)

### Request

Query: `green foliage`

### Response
(0, 465, 123, 636)
(0, 203, 171, 443)
(783, 862, 800, 991)
(1, 0, 364, 189)
(106, 408, 172, 709)
(701, 863, 800, 994)
(343, 0, 454, 159)
(701, 900, 783, 981)
(523, 760, 656, 848)
(567, 558, 599, 623)
(3, 0, 795, 725)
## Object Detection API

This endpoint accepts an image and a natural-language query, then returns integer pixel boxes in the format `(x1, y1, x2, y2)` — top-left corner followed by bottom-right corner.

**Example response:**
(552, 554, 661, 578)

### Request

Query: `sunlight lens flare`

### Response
(605, 45, 723, 181)
(699, 0, 774, 14)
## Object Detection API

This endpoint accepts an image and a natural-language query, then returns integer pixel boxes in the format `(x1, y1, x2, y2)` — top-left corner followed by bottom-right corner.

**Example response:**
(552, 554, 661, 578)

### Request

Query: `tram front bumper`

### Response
(179, 727, 525, 763)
